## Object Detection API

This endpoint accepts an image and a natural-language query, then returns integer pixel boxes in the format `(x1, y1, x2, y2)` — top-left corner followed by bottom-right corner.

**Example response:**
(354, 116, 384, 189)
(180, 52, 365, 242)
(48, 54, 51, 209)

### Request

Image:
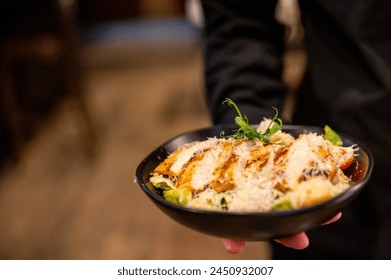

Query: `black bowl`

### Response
(135, 125, 373, 241)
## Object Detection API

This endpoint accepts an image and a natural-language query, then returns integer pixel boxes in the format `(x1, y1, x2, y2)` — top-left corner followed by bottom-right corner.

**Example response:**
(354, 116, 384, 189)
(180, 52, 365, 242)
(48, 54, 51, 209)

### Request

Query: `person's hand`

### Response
(223, 212, 342, 254)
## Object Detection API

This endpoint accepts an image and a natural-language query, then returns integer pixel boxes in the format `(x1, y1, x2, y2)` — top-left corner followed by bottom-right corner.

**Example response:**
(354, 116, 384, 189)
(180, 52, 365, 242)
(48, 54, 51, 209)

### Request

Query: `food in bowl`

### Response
(149, 99, 357, 212)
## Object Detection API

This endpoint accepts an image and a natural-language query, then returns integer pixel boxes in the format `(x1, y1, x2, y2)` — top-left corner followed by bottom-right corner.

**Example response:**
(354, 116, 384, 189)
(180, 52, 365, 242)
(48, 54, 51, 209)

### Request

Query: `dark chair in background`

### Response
(0, 0, 96, 165)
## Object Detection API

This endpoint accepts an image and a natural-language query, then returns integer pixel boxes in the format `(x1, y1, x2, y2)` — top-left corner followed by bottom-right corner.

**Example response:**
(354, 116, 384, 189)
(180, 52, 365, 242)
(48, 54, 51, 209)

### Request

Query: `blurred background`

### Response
(0, 0, 305, 259)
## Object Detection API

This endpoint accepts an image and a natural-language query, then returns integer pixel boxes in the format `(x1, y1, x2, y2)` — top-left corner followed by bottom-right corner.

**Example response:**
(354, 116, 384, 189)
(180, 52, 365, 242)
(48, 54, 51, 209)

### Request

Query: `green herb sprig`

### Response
(222, 98, 283, 143)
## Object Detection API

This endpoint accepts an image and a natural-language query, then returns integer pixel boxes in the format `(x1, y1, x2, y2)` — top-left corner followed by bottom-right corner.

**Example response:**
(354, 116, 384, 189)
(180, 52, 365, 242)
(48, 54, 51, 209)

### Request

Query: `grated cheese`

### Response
(150, 121, 355, 212)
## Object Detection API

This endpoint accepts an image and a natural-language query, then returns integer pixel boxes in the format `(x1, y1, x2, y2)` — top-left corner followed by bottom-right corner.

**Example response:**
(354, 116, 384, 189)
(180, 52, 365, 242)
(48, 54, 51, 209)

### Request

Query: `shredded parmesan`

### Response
(150, 121, 355, 212)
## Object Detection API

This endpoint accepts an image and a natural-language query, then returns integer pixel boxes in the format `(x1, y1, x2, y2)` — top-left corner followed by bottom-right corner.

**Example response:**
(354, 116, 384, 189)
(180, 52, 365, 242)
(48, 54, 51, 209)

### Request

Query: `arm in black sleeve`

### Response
(200, 0, 287, 125)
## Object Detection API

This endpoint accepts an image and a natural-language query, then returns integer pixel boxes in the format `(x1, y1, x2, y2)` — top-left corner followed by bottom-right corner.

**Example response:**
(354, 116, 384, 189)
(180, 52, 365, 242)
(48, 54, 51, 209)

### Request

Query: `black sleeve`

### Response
(200, 0, 287, 125)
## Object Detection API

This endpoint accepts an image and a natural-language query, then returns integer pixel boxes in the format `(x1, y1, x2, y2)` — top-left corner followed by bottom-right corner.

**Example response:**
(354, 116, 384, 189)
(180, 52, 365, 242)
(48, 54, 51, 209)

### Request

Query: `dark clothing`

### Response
(201, 0, 391, 259)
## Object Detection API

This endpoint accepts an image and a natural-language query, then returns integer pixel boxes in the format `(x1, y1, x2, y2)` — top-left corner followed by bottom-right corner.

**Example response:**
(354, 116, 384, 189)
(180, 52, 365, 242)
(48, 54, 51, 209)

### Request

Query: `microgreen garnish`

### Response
(222, 98, 283, 143)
